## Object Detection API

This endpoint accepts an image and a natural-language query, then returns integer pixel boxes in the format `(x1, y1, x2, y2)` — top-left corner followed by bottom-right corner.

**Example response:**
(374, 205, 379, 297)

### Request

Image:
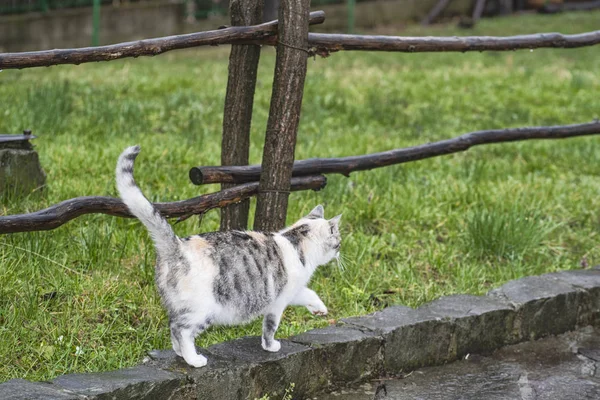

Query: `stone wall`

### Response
(0, 1, 185, 52)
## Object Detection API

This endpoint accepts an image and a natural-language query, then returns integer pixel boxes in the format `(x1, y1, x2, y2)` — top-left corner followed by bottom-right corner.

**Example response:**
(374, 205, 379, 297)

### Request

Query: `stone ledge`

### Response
(488, 274, 590, 341)
(2, 268, 599, 399)
(0, 379, 82, 400)
(341, 305, 457, 372)
(291, 325, 384, 386)
(51, 365, 187, 400)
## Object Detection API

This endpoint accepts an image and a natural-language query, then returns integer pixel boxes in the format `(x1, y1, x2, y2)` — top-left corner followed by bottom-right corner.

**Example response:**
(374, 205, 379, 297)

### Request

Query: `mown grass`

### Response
(0, 11, 599, 382)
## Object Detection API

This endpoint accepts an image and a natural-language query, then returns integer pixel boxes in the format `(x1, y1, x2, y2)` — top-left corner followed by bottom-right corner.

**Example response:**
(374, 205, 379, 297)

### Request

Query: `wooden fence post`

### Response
(422, 0, 452, 25)
(220, 0, 263, 231)
(254, 0, 311, 232)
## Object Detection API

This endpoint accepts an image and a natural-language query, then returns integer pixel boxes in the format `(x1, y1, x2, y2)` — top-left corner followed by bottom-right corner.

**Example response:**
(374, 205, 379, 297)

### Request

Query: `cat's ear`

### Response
(329, 214, 342, 226)
(307, 205, 324, 219)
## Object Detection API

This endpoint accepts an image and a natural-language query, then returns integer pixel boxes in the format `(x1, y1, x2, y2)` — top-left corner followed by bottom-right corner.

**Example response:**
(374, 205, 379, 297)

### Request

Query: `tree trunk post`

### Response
(472, 0, 488, 23)
(254, 0, 311, 232)
(219, 0, 263, 231)
(421, 0, 452, 25)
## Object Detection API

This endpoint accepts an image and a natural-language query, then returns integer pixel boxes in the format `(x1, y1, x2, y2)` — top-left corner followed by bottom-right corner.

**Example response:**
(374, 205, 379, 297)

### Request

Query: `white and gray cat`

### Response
(116, 146, 342, 368)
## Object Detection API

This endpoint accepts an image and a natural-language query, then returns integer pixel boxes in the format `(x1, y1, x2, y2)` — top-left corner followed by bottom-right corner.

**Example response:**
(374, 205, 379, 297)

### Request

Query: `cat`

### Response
(116, 145, 342, 368)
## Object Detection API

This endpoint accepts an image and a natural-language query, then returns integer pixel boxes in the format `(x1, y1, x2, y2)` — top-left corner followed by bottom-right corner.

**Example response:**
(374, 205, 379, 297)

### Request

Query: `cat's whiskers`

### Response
(336, 253, 349, 271)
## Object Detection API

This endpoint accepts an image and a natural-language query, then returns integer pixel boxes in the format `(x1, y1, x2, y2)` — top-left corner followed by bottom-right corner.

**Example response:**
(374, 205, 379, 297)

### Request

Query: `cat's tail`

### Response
(116, 146, 180, 258)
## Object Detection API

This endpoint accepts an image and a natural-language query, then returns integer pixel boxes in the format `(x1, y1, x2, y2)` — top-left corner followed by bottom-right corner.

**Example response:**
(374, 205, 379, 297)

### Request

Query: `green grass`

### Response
(1, 11, 600, 382)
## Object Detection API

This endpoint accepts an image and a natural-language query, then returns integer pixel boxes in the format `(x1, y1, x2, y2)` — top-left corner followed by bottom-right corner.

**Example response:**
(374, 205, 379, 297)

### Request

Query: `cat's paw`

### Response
(307, 304, 328, 316)
(262, 339, 281, 353)
(184, 354, 208, 368)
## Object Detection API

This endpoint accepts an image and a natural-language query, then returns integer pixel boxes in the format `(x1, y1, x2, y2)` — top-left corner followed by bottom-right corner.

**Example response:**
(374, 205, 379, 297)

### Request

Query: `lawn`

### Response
(1, 11, 599, 382)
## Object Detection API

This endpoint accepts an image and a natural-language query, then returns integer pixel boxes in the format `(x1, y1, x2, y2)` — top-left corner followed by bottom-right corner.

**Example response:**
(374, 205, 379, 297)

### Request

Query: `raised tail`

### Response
(116, 146, 179, 258)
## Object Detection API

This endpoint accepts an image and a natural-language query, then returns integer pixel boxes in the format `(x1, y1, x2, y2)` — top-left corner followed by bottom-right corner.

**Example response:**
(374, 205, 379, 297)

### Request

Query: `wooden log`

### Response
(0, 11, 325, 70)
(306, 30, 600, 55)
(0, 176, 327, 234)
(190, 121, 600, 185)
(253, 0, 312, 232)
(220, 0, 263, 231)
(421, 0, 453, 25)
(2, 21, 599, 70)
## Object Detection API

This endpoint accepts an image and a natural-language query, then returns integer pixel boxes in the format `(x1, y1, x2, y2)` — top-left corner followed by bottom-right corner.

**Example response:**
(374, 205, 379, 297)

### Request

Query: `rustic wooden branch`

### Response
(254, 0, 310, 232)
(0, 176, 327, 234)
(3, 14, 600, 69)
(307, 30, 600, 54)
(421, 0, 452, 25)
(0, 11, 325, 70)
(190, 121, 600, 185)
(220, 0, 263, 231)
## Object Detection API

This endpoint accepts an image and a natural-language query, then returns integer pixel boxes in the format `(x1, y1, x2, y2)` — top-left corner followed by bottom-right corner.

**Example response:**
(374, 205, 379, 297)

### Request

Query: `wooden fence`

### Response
(1, 4, 599, 234)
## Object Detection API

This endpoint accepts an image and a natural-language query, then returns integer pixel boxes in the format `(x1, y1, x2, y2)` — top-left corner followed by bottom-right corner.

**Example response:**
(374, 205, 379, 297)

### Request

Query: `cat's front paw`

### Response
(183, 354, 208, 368)
(262, 339, 281, 353)
(307, 304, 328, 316)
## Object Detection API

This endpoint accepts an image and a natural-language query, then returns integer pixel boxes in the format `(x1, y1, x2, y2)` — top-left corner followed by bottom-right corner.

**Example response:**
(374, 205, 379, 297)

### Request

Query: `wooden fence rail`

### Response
(0, 176, 326, 234)
(307, 31, 600, 55)
(1, 12, 599, 69)
(0, 11, 325, 69)
(190, 121, 600, 185)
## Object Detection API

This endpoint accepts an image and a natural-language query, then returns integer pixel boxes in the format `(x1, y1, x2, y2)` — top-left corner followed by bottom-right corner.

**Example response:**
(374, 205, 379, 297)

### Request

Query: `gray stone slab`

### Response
(145, 347, 251, 400)
(203, 336, 327, 399)
(205, 335, 308, 364)
(342, 306, 455, 373)
(52, 365, 185, 400)
(340, 306, 426, 335)
(0, 379, 81, 400)
(421, 294, 517, 356)
(387, 358, 525, 400)
(547, 269, 600, 290)
(489, 329, 600, 400)
(291, 325, 384, 385)
(578, 348, 600, 362)
(546, 269, 600, 326)
(187, 355, 252, 400)
(292, 325, 378, 346)
(488, 275, 583, 340)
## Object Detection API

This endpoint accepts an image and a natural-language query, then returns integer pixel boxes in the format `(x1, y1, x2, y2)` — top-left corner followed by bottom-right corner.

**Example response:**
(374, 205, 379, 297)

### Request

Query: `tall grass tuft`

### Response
(465, 204, 558, 260)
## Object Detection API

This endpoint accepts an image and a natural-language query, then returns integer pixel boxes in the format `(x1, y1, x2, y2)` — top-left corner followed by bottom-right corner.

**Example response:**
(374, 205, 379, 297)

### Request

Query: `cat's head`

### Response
(286, 205, 342, 268)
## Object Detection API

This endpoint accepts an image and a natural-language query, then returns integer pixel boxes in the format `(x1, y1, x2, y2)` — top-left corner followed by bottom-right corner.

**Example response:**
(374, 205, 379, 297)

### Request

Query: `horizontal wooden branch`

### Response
(0, 175, 326, 234)
(2, 13, 600, 69)
(0, 11, 325, 69)
(307, 30, 600, 54)
(190, 121, 600, 185)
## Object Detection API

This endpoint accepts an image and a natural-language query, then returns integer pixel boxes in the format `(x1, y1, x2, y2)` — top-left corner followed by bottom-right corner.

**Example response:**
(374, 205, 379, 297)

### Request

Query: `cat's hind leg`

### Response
(170, 327, 182, 357)
(173, 326, 208, 368)
(290, 287, 328, 316)
(261, 310, 284, 352)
